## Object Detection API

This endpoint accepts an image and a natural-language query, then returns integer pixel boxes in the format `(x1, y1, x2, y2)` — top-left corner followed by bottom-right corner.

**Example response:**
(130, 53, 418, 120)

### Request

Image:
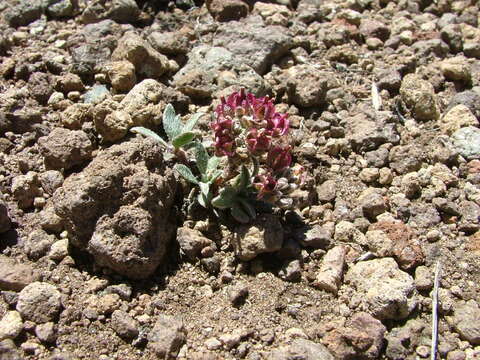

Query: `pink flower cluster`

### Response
(211, 89, 294, 201)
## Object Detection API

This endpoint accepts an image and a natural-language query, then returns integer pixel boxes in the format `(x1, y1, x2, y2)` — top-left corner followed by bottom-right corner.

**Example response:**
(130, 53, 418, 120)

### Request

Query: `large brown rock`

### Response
(37, 128, 93, 170)
(52, 137, 177, 279)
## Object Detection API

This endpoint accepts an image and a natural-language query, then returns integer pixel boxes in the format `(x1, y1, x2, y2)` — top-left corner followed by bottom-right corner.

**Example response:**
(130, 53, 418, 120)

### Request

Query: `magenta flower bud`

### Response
(246, 128, 271, 155)
(267, 113, 289, 137)
(254, 173, 277, 199)
(267, 145, 292, 172)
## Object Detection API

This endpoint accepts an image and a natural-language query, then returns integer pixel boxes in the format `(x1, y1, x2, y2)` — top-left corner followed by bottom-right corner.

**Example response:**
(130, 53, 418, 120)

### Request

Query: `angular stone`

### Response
(106, 60, 136, 93)
(147, 315, 186, 358)
(206, 0, 249, 22)
(0, 255, 38, 291)
(173, 45, 268, 100)
(451, 127, 480, 160)
(176, 227, 212, 261)
(233, 214, 284, 261)
(0, 311, 23, 340)
(345, 258, 417, 320)
(111, 32, 171, 79)
(111, 310, 139, 340)
(285, 64, 330, 107)
(440, 105, 478, 136)
(400, 74, 439, 121)
(268, 339, 335, 360)
(369, 221, 424, 270)
(453, 300, 480, 345)
(323, 312, 386, 359)
(314, 246, 346, 294)
(213, 16, 295, 75)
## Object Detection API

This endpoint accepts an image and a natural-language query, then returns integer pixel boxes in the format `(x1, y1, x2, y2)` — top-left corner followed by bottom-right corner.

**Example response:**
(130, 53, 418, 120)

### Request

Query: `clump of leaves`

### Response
(131, 103, 203, 160)
(174, 142, 222, 208)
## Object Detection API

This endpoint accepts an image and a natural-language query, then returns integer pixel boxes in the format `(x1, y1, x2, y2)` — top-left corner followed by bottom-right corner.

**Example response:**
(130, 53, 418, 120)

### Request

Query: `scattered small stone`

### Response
(111, 310, 139, 340)
(228, 282, 249, 306)
(16, 282, 62, 324)
(0, 311, 23, 340)
(147, 315, 186, 359)
(34, 322, 56, 343)
(0, 255, 38, 291)
(233, 214, 283, 261)
(400, 73, 439, 121)
(453, 300, 480, 345)
(313, 246, 346, 294)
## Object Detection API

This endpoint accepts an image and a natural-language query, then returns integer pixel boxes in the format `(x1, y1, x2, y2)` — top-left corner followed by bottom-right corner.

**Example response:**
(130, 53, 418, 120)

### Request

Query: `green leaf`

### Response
(238, 198, 256, 220)
(163, 104, 182, 141)
(211, 186, 237, 209)
(172, 132, 195, 149)
(173, 164, 199, 184)
(183, 112, 204, 133)
(197, 193, 208, 208)
(130, 126, 168, 147)
(208, 169, 222, 184)
(194, 142, 209, 176)
(199, 182, 210, 197)
(207, 156, 221, 173)
(251, 157, 260, 178)
(234, 165, 250, 190)
(231, 203, 250, 223)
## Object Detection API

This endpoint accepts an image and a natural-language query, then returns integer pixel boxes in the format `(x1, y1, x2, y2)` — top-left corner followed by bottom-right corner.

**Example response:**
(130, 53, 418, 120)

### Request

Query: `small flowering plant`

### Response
(206, 89, 304, 222)
(131, 89, 304, 223)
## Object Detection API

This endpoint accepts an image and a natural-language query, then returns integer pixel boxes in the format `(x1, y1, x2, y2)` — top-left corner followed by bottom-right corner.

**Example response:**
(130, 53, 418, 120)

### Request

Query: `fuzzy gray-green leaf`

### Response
(194, 142, 209, 176)
(234, 165, 250, 190)
(207, 156, 221, 172)
(130, 127, 168, 147)
(199, 182, 210, 197)
(211, 186, 236, 209)
(163, 104, 182, 141)
(238, 198, 256, 219)
(174, 164, 199, 184)
(183, 112, 204, 133)
(172, 132, 195, 149)
(231, 203, 250, 223)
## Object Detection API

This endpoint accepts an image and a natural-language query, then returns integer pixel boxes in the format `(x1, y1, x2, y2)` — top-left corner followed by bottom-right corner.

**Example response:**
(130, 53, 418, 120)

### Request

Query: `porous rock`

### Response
(37, 128, 93, 170)
(52, 137, 177, 279)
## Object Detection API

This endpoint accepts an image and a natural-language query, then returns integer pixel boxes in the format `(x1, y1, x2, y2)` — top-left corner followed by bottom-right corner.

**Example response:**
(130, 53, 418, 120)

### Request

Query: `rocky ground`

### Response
(0, 0, 480, 359)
